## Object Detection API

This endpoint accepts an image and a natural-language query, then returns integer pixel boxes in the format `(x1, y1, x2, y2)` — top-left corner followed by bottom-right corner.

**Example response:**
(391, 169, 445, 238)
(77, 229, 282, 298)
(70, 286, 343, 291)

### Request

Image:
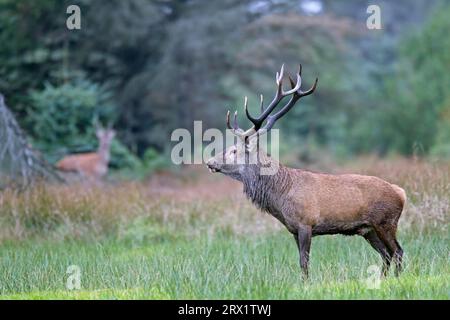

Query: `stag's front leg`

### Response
(294, 224, 312, 279)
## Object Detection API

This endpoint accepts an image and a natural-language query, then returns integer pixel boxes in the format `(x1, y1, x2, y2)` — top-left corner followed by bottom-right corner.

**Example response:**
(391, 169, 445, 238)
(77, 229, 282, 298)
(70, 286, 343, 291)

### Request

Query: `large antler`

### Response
(227, 64, 318, 139)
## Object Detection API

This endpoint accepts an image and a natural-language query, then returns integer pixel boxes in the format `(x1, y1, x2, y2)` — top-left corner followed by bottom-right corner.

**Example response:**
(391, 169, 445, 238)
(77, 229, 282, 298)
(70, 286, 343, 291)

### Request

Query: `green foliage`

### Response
(406, 4, 450, 156)
(111, 147, 171, 180)
(141, 148, 169, 173)
(0, 0, 448, 162)
(109, 140, 143, 171)
(372, 3, 450, 155)
(0, 0, 75, 114)
(27, 77, 115, 161)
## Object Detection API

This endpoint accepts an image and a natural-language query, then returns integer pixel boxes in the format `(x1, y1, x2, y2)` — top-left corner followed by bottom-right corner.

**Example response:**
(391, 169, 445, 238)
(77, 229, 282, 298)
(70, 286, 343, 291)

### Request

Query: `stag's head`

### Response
(207, 64, 318, 179)
(95, 123, 116, 149)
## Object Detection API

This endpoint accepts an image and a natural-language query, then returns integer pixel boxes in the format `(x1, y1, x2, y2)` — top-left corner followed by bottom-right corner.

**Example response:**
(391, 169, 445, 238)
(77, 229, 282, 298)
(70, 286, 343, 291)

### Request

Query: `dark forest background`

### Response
(1, 0, 449, 173)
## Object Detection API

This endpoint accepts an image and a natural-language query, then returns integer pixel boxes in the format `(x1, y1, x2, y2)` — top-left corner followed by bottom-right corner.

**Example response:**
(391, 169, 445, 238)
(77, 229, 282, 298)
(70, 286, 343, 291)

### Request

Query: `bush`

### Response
(141, 148, 169, 173)
(27, 77, 115, 162)
(375, 4, 450, 155)
(109, 140, 143, 171)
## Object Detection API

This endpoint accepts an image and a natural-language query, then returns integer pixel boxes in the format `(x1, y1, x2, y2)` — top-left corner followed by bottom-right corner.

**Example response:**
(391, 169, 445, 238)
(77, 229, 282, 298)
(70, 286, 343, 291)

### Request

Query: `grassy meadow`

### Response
(0, 158, 449, 299)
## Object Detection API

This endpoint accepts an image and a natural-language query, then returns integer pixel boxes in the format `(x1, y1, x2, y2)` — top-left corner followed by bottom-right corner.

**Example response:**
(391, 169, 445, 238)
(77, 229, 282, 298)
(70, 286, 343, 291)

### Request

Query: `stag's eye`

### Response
(232, 149, 237, 155)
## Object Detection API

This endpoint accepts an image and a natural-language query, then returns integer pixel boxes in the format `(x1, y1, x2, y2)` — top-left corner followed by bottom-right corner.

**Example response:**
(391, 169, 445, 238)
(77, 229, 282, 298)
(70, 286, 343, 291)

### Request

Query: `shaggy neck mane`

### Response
(241, 154, 292, 213)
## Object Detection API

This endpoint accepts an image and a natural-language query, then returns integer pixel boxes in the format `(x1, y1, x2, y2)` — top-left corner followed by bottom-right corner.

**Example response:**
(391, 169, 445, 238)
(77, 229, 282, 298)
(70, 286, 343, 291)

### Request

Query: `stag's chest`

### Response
(242, 173, 299, 230)
(245, 189, 290, 228)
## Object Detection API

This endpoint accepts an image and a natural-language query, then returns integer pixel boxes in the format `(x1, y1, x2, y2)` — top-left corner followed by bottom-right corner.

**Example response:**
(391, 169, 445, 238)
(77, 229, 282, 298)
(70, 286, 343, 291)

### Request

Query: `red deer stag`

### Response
(56, 125, 115, 181)
(207, 65, 406, 278)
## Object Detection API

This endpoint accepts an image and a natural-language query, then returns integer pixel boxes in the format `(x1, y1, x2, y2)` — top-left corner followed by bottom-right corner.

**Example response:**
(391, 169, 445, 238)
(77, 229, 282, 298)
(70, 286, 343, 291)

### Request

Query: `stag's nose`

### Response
(206, 158, 219, 173)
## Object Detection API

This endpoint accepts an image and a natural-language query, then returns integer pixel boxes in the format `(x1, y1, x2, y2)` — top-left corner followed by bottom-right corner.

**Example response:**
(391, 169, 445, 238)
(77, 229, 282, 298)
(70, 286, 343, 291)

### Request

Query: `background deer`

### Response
(207, 65, 406, 278)
(56, 125, 115, 180)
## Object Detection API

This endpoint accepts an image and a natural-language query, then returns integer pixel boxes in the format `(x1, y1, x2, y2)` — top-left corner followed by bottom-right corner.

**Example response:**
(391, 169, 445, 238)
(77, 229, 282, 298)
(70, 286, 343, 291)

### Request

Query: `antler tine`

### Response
(275, 64, 284, 97)
(282, 72, 301, 95)
(224, 64, 317, 139)
(299, 77, 319, 97)
(227, 108, 251, 138)
(243, 96, 248, 115)
(261, 76, 319, 132)
(233, 111, 239, 131)
(260, 94, 264, 112)
(244, 96, 260, 128)
(276, 64, 284, 85)
(288, 73, 296, 88)
(245, 64, 287, 130)
(226, 109, 245, 133)
(226, 110, 232, 130)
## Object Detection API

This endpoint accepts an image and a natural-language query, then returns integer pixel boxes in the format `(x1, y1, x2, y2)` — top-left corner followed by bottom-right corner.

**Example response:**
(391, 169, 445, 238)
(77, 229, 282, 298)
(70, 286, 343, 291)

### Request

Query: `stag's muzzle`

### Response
(206, 159, 220, 173)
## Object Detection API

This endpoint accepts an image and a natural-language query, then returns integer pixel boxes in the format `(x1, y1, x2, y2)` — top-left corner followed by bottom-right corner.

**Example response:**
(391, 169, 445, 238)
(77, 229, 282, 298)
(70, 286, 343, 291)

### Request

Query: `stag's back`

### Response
(286, 169, 406, 227)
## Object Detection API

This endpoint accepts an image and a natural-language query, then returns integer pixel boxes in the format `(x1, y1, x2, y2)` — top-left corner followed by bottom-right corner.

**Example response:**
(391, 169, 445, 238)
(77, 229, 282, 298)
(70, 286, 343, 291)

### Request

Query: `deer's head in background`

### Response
(95, 123, 115, 162)
(206, 64, 318, 180)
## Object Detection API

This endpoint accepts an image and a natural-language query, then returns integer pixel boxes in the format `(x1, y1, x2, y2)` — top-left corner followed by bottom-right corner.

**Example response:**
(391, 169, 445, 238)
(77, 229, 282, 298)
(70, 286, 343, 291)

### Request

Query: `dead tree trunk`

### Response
(0, 93, 62, 189)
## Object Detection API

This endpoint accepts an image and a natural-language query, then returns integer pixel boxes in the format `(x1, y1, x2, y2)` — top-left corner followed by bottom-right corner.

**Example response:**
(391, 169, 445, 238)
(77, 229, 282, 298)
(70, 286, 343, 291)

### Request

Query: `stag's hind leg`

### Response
(363, 229, 392, 277)
(393, 239, 404, 276)
(373, 225, 403, 277)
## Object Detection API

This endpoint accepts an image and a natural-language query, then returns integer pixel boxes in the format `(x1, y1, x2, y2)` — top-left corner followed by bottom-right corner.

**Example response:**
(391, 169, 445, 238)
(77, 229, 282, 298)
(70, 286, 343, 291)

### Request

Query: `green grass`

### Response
(1, 230, 448, 299)
(0, 158, 449, 300)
